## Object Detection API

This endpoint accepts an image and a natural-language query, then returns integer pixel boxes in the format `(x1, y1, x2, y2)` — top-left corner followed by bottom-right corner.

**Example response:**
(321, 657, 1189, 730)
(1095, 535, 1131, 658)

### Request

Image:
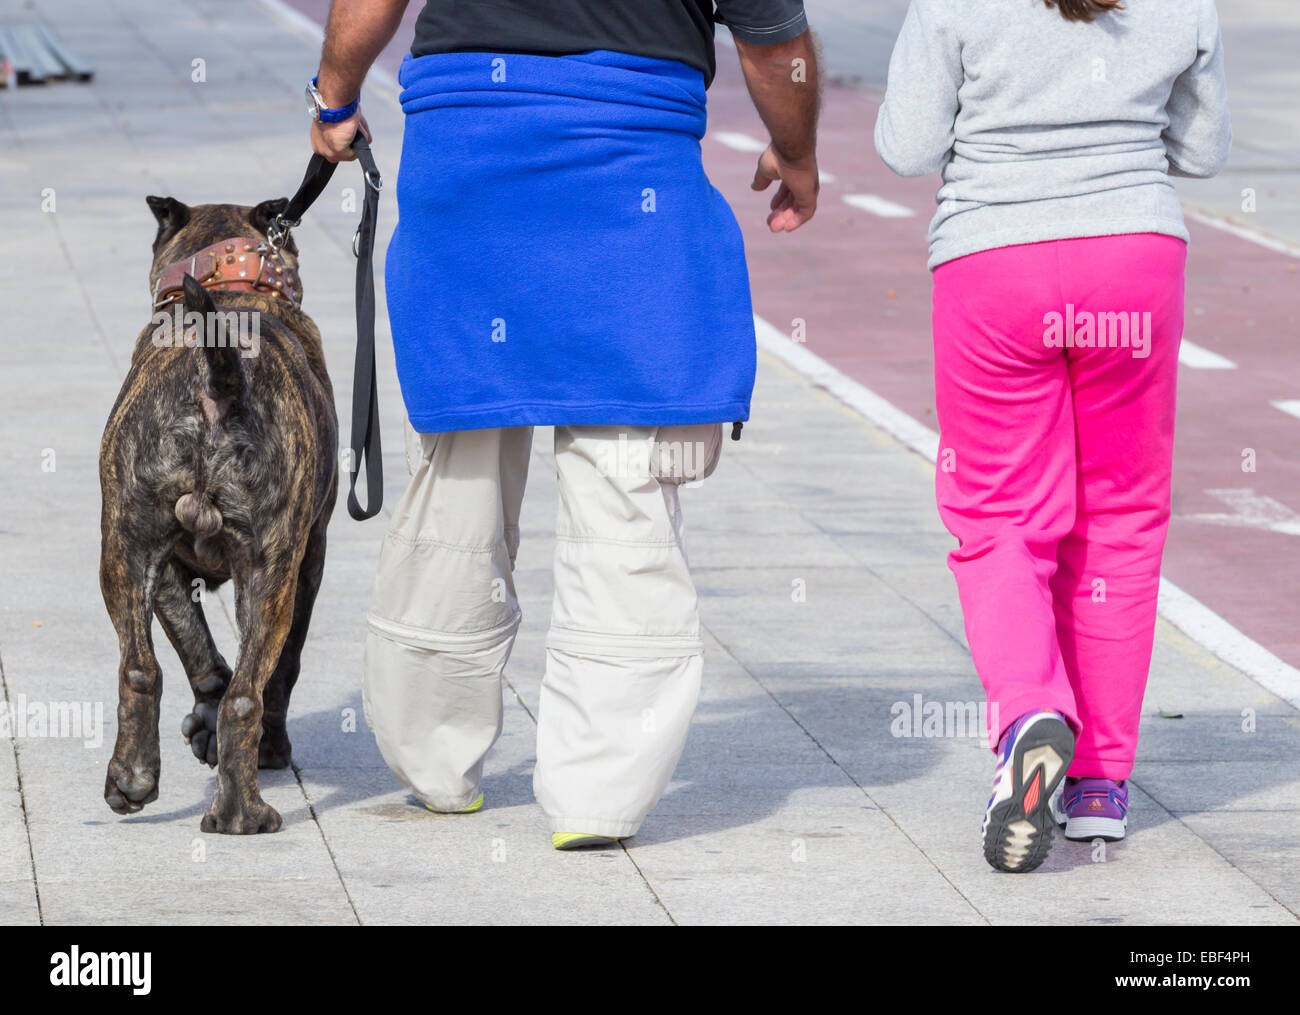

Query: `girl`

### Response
(875, 0, 1230, 872)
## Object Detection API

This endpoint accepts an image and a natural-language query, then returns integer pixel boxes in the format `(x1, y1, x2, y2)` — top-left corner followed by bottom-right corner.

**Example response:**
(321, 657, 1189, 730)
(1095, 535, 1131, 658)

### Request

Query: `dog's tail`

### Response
(182, 274, 245, 401)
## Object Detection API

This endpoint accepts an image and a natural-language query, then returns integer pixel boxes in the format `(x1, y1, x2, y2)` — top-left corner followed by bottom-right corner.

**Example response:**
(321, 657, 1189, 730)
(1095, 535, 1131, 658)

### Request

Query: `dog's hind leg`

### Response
(201, 534, 308, 834)
(153, 559, 232, 768)
(101, 537, 168, 816)
(259, 517, 328, 770)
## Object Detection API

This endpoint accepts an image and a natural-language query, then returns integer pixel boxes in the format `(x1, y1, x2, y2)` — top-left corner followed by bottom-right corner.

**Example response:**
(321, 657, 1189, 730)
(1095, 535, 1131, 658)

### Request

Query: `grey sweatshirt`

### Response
(874, 0, 1232, 269)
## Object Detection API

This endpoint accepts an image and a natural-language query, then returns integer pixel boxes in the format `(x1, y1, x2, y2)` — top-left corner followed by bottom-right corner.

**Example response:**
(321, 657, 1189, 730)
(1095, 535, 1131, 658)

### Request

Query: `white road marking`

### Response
(712, 132, 835, 183)
(713, 131, 768, 153)
(1184, 206, 1300, 260)
(1155, 580, 1300, 711)
(754, 313, 1300, 711)
(1179, 340, 1236, 369)
(1181, 488, 1300, 536)
(754, 315, 939, 460)
(842, 193, 915, 218)
(1273, 400, 1300, 420)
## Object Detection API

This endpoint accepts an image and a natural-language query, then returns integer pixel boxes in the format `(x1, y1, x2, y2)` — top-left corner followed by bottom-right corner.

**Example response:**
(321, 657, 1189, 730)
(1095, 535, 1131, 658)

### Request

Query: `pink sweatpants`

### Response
(931, 234, 1187, 780)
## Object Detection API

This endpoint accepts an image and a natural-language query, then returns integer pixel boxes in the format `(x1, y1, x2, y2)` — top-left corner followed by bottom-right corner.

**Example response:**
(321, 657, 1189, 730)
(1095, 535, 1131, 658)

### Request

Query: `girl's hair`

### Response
(1044, 0, 1124, 21)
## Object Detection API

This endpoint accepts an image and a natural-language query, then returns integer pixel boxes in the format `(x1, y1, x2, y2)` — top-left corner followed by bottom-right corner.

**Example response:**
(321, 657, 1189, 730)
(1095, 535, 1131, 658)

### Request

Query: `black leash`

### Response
(269, 135, 384, 521)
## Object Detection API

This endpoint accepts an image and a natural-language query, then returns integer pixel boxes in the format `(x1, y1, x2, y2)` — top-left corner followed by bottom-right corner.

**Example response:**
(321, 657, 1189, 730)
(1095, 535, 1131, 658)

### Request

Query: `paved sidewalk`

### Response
(1, 0, 1297, 925)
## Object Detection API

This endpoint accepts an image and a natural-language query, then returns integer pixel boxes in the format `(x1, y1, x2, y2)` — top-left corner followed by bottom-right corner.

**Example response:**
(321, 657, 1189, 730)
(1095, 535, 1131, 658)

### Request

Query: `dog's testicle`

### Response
(175, 492, 226, 569)
(174, 492, 222, 537)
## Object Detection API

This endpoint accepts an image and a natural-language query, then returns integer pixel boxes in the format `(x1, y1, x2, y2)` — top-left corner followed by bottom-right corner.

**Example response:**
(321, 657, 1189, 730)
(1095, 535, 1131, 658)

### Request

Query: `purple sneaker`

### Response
(1056, 777, 1128, 842)
(981, 710, 1075, 873)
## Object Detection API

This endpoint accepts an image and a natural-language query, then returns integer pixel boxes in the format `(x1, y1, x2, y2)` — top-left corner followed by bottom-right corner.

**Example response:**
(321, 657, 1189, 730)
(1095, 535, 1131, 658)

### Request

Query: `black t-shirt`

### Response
(410, 1, 808, 86)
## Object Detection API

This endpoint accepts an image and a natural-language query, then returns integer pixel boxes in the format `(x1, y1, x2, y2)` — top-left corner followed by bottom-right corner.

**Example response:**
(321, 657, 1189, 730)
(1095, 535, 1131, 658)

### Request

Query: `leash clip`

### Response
(267, 213, 300, 252)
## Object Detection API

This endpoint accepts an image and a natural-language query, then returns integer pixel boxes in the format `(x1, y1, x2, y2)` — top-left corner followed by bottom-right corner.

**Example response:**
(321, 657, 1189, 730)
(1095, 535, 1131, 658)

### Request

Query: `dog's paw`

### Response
(200, 799, 282, 835)
(104, 758, 159, 815)
(181, 701, 219, 767)
(258, 723, 293, 770)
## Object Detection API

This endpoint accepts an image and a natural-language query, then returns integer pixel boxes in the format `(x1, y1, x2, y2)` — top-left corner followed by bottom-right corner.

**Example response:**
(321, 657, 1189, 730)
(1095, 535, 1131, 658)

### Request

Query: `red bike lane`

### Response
(277, 0, 1300, 674)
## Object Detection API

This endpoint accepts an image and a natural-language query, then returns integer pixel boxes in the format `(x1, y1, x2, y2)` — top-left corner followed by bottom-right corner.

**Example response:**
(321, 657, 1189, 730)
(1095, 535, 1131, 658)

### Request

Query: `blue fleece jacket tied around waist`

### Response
(386, 50, 757, 433)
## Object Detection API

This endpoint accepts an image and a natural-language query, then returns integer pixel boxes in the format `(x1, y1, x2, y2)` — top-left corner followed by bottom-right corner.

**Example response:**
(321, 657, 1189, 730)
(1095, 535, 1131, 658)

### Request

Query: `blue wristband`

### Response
(310, 76, 359, 124)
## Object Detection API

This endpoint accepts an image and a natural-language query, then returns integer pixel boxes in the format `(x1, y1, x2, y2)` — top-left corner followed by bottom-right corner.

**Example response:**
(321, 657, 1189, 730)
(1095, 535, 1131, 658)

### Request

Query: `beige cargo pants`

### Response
(362, 421, 722, 838)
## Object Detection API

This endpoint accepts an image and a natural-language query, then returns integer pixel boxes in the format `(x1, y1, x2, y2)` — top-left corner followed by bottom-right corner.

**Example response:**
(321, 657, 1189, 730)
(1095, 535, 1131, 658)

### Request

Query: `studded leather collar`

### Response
(152, 236, 300, 309)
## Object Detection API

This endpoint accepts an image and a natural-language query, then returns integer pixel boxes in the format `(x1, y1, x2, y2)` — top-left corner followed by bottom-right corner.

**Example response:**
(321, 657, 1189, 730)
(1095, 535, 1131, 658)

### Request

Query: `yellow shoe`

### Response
(552, 832, 620, 850)
(423, 793, 483, 815)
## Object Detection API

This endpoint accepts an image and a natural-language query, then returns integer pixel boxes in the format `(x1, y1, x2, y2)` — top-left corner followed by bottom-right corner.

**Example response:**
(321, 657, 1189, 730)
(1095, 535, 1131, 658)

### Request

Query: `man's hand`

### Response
(309, 0, 408, 162)
(752, 144, 818, 232)
(734, 30, 822, 234)
(311, 111, 372, 163)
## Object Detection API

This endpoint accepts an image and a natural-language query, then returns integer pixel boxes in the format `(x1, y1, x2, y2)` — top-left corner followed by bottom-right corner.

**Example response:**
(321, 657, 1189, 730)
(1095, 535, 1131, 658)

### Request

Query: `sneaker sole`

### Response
(983, 717, 1075, 874)
(422, 792, 483, 815)
(552, 832, 621, 851)
(1064, 815, 1126, 842)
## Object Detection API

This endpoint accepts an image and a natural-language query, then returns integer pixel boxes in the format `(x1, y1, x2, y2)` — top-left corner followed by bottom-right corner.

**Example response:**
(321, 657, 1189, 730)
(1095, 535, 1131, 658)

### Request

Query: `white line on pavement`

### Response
(1184, 206, 1300, 260)
(710, 132, 836, 183)
(1155, 580, 1300, 711)
(754, 313, 1300, 712)
(1273, 400, 1300, 420)
(713, 131, 768, 153)
(1179, 340, 1237, 370)
(754, 315, 940, 460)
(1205, 488, 1297, 524)
(1182, 488, 1300, 536)
(842, 193, 915, 218)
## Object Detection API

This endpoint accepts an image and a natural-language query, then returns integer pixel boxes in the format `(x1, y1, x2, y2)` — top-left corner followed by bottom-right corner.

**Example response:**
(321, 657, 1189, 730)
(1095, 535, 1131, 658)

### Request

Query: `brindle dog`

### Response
(99, 196, 337, 833)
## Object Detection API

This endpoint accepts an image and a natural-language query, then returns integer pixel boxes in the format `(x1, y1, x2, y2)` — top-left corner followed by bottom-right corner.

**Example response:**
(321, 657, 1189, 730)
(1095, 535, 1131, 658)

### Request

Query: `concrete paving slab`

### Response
(0, 881, 41, 927)
(1175, 811, 1300, 915)
(296, 768, 670, 926)
(835, 753, 1297, 925)
(38, 876, 356, 926)
(628, 813, 984, 925)
(1137, 759, 1300, 813)
(0, 718, 37, 906)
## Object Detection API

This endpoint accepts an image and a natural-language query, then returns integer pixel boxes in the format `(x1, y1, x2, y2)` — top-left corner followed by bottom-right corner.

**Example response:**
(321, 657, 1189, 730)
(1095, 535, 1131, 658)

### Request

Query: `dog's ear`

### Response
(250, 197, 289, 235)
(146, 195, 190, 248)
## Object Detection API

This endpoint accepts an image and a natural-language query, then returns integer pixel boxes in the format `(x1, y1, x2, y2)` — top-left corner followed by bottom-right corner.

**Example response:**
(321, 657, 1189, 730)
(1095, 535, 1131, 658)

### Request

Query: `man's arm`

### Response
(733, 30, 821, 232)
(310, 0, 410, 162)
